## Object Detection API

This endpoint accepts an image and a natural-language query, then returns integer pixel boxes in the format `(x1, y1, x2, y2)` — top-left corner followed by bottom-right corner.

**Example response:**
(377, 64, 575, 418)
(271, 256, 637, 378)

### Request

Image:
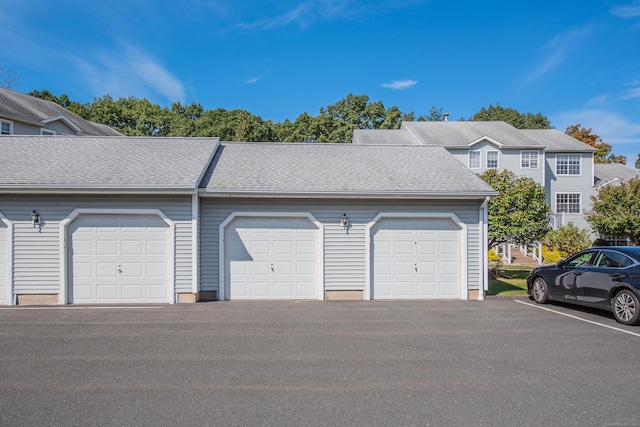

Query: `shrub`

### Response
(542, 245, 567, 264)
(543, 222, 591, 256)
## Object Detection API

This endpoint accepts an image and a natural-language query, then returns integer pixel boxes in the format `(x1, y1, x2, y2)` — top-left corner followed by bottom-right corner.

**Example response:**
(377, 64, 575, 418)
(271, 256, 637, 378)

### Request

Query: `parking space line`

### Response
(515, 299, 640, 337)
(0, 306, 165, 310)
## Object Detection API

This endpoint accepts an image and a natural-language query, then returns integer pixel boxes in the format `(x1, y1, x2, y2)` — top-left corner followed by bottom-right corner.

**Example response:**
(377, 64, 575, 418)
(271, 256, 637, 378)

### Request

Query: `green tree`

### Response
(565, 124, 626, 164)
(479, 169, 552, 250)
(418, 106, 445, 121)
(542, 222, 591, 255)
(469, 105, 551, 129)
(586, 177, 640, 245)
(636, 153, 640, 170)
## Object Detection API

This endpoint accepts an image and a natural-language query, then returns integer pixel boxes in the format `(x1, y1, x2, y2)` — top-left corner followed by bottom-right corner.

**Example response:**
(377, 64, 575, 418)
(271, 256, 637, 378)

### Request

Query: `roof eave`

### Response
(0, 185, 197, 195)
(200, 189, 498, 199)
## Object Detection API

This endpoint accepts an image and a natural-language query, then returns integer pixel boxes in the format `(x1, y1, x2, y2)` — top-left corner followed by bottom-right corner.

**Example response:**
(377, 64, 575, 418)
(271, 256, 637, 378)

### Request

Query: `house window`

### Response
(556, 193, 581, 213)
(41, 129, 55, 136)
(468, 151, 481, 169)
(556, 154, 581, 175)
(521, 151, 539, 169)
(1, 120, 12, 135)
(486, 151, 498, 169)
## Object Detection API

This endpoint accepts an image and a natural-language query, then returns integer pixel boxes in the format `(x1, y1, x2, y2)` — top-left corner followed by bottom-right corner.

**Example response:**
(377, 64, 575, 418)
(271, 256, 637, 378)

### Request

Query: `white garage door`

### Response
(372, 218, 461, 299)
(69, 215, 170, 304)
(224, 217, 318, 299)
(0, 222, 8, 305)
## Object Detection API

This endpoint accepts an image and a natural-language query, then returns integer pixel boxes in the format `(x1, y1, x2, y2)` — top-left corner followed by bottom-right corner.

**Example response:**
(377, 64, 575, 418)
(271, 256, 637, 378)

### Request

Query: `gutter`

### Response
(0, 185, 197, 195)
(199, 190, 499, 199)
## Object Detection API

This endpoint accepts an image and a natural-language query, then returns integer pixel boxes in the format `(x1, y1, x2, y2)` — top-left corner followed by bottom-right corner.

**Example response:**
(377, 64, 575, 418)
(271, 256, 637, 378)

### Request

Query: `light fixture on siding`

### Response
(31, 210, 40, 228)
(341, 213, 349, 229)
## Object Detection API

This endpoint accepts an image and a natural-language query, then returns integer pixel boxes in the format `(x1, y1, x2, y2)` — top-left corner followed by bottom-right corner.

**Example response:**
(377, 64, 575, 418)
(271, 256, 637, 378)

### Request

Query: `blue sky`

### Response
(2, 0, 640, 163)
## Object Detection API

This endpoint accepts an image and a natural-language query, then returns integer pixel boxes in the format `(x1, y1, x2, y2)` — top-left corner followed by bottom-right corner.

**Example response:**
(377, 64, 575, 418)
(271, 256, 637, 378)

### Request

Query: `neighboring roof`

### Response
(0, 136, 220, 193)
(594, 163, 640, 188)
(0, 87, 122, 136)
(520, 129, 595, 152)
(401, 121, 545, 148)
(201, 142, 497, 198)
(352, 129, 419, 145)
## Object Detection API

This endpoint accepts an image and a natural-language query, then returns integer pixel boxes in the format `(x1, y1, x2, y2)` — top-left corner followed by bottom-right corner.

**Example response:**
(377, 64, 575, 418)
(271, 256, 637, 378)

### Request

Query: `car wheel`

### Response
(612, 290, 640, 326)
(531, 277, 549, 304)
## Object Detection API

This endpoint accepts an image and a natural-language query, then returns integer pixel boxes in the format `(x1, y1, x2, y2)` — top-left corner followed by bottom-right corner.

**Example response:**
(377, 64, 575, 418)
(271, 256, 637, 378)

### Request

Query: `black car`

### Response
(527, 246, 640, 325)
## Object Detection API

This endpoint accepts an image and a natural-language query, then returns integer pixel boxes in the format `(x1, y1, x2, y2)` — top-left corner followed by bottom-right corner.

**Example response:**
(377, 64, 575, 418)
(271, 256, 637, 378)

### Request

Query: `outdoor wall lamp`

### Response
(31, 210, 40, 228)
(341, 213, 349, 229)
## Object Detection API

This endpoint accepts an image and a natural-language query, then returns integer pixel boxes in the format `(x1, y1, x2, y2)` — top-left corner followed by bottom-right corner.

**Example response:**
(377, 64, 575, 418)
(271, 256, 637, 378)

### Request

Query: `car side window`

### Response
(595, 251, 634, 268)
(565, 251, 594, 268)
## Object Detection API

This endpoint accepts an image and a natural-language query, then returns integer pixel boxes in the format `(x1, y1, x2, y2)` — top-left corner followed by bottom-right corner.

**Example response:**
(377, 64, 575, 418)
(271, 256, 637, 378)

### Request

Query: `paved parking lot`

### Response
(1, 298, 639, 426)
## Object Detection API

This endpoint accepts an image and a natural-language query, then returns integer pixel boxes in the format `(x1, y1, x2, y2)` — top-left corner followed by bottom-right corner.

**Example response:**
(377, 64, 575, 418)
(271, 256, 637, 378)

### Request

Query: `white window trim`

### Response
(468, 150, 481, 169)
(520, 150, 539, 169)
(1, 119, 13, 135)
(556, 154, 582, 176)
(40, 128, 56, 136)
(486, 150, 499, 169)
(555, 192, 582, 214)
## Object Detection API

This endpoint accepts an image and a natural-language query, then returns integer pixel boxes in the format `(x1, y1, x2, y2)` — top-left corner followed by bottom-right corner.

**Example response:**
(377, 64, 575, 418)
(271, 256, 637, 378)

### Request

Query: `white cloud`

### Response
(70, 43, 185, 103)
(622, 84, 640, 100)
(611, 1, 640, 18)
(524, 26, 594, 84)
(552, 108, 640, 161)
(225, 0, 426, 32)
(381, 79, 418, 90)
(244, 77, 261, 84)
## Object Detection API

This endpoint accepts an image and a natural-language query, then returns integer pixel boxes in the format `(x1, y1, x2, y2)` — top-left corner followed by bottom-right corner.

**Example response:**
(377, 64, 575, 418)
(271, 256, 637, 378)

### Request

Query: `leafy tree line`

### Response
(28, 90, 446, 142)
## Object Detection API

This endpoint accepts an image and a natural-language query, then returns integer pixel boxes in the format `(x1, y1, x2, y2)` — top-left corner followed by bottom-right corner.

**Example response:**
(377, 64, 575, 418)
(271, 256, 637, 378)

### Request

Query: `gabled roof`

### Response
(0, 136, 219, 193)
(594, 163, 640, 188)
(520, 129, 595, 152)
(401, 121, 545, 148)
(0, 87, 122, 136)
(201, 142, 497, 198)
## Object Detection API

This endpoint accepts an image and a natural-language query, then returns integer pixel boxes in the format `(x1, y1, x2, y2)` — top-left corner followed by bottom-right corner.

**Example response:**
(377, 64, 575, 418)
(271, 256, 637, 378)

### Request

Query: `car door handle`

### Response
(573, 271, 582, 275)
(609, 273, 623, 278)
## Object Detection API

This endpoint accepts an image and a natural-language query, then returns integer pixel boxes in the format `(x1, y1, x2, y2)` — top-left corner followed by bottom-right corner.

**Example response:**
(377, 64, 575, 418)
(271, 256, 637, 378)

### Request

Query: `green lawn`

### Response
(488, 265, 531, 296)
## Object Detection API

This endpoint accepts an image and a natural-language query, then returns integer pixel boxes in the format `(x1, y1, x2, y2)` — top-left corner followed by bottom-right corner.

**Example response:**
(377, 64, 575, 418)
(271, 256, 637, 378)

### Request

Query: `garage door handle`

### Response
(271, 263, 274, 272)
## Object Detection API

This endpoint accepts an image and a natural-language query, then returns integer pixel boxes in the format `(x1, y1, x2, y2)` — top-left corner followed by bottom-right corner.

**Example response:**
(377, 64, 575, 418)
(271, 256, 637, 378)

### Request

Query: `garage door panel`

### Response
(225, 217, 318, 300)
(373, 218, 461, 299)
(273, 240, 293, 255)
(70, 215, 170, 304)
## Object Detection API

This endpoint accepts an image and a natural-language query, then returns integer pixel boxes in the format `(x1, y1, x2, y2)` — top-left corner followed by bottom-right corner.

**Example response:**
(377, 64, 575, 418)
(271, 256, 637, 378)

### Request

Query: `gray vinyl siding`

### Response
(200, 198, 483, 295)
(0, 195, 193, 296)
(10, 121, 40, 135)
(447, 145, 544, 185)
(40, 121, 77, 135)
(545, 152, 595, 230)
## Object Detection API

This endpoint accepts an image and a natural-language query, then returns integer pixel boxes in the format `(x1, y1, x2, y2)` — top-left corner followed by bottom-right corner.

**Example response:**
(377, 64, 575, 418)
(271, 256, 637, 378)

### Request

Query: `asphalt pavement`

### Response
(1, 298, 639, 426)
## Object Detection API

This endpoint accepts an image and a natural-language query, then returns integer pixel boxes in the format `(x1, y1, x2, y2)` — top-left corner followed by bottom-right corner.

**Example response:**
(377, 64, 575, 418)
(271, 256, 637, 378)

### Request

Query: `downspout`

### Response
(191, 189, 200, 300)
(479, 197, 490, 301)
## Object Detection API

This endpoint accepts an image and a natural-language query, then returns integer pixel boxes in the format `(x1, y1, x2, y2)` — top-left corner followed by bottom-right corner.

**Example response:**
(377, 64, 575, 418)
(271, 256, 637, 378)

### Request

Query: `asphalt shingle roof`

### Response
(202, 142, 497, 197)
(402, 121, 545, 148)
(0, 87, 122, 136)
(0, 136, 219, 191)
(520, 129, 595, 152)
(352, 129, 419, 145)
(594, 163, 640, 187)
